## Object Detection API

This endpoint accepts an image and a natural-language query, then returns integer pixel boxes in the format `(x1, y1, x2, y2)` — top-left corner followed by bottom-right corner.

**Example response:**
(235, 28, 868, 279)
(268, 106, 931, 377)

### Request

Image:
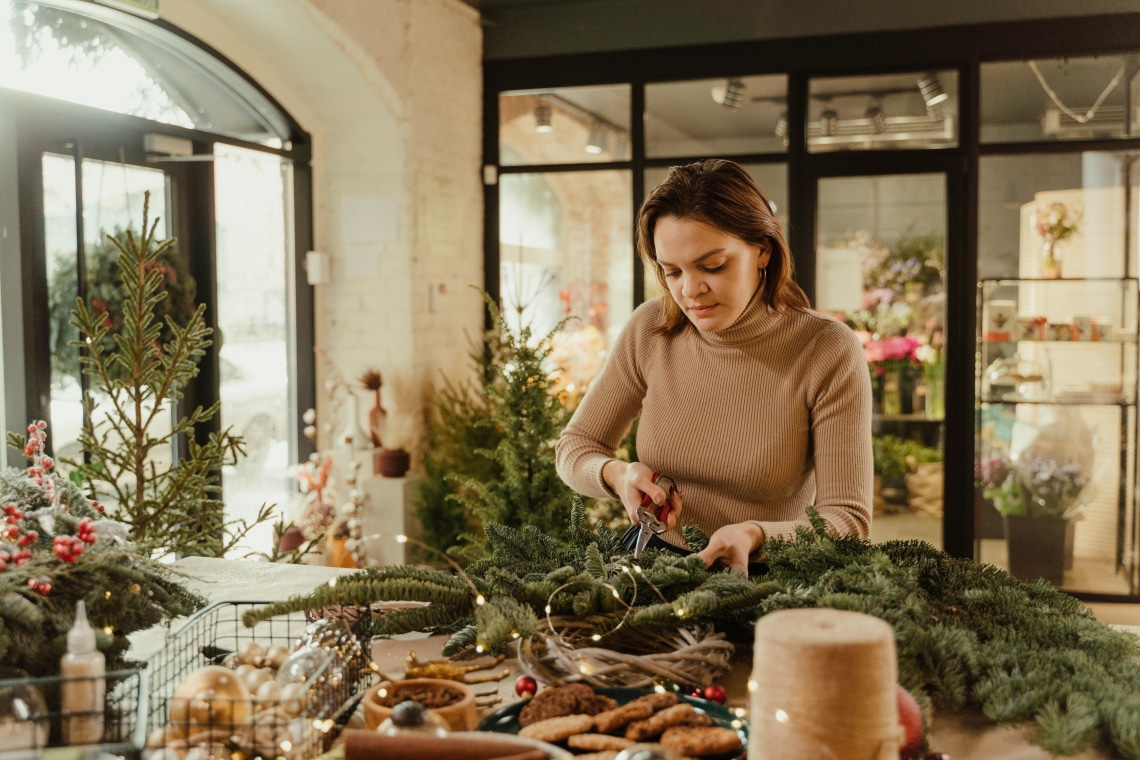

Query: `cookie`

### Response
(568, 733, 636, 751)
(624, 702, 695, 741)
(594, 691, 680, 733)
(519, 683, 597, 726)
(680, 710, 715, 727)
(518, 713, 595, 742)
(659, 725, 743, 757)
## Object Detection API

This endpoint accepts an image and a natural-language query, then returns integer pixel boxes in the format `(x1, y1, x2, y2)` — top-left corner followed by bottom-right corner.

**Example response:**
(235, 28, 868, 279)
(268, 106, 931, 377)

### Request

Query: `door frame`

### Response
(796, 151, 975, 558)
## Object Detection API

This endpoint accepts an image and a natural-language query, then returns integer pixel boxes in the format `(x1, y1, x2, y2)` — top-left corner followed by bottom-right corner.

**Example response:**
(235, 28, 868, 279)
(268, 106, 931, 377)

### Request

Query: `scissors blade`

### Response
(634, 524, 654, 558)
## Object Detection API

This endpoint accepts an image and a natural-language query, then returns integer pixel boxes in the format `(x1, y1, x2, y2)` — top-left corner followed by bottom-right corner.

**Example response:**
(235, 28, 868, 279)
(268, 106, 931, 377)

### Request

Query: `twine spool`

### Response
(748, 608, 902, 760)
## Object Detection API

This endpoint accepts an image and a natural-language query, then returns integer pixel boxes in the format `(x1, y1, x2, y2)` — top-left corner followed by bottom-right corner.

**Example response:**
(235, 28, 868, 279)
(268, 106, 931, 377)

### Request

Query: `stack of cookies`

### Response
(516, 683, 743, 759)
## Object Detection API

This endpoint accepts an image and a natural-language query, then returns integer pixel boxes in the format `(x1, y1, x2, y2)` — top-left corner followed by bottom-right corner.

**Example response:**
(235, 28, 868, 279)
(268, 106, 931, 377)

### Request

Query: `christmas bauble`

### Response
(275, 647, 333, 684)
(897, 685, 925, 760)
(169, 665, 253, 728)
(702, 683, 726, 704)
(514, 675, 537, 698)
(237, 640, 266, 666)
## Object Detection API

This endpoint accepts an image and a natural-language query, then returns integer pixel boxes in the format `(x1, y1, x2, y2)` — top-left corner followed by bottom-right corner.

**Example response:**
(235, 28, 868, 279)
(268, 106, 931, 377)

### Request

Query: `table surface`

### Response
(138, 557, 1137, 760)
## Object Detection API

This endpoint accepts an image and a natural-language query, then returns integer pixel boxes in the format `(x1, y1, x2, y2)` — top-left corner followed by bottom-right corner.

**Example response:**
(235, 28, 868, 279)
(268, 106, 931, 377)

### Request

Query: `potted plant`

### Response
(977, 454, 1086, 584)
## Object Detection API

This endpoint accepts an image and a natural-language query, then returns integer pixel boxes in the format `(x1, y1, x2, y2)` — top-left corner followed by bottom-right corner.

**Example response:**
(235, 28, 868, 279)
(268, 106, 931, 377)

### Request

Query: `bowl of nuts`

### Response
(362, 678, 477, 732)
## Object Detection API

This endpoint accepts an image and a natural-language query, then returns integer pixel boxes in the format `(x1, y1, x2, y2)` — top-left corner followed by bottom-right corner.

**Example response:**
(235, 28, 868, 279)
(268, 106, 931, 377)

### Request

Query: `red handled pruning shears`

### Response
(634, 471, 678, 558)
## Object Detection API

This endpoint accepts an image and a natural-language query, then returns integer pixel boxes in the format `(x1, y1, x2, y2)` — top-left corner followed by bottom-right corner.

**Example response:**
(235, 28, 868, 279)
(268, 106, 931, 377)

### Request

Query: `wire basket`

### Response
(0, 668, 146, 758)
(147, 601, 375, 760)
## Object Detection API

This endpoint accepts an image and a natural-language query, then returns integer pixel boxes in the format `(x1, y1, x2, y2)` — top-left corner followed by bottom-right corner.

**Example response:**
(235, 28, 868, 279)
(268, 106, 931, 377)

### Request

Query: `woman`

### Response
(555, 159, 872, 576)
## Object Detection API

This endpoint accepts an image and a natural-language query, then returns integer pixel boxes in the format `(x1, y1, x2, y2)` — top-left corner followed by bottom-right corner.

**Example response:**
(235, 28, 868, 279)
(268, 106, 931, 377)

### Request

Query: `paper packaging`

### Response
(983, 300, 1016, 342)
(1047, 322, 1074, 341)
(1092, 317, 1112, 342)
(1015, 317, 1045, 341)
(1072, 315, 1092, 341)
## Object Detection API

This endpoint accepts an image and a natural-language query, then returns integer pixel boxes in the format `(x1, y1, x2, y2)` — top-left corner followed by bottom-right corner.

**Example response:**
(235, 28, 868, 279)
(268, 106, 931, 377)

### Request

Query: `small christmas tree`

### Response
(65, 192, 272, 557)
(448, 293, 579, 561)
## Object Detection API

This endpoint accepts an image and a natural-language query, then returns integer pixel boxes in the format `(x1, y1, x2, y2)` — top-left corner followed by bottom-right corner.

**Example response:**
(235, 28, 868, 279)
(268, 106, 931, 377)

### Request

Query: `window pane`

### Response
(807, 70, 958, 152)
(214, 143, 294, 557)
(642, 163, 787, 302)
(2, 0, 291, 144)
(500, 85, 630, 166)
(500, 170, 633, 401)
(646, 75, 787, 158)
(977, 152, 1139, 596)
(45, 154, 170, 473)
(981, 56, 1140, 144)
(817, 173, 947, 547)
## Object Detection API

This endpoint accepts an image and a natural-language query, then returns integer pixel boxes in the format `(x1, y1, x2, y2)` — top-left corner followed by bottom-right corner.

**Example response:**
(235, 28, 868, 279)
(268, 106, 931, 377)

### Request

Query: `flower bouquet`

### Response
(1029, 201, 1082, 279)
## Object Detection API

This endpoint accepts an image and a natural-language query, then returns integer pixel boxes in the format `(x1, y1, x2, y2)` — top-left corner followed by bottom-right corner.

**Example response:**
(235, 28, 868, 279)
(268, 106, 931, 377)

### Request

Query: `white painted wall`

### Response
(158, 0, 485, 459)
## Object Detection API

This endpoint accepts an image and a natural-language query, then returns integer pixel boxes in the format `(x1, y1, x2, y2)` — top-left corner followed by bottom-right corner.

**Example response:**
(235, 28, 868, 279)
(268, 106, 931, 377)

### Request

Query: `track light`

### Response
(819, 106, 839, 136)
(865, 100, 886, 133)
(917, 73, 948, 119)
(585, 121, 607, 154)
(534, 103, 552, 133)
(711, 78, 746, 109)
(774, 111, 788, 138)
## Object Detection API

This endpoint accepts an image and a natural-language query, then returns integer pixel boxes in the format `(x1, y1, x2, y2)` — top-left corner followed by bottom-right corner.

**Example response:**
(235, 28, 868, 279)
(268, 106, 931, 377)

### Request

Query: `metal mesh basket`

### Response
(0, 668, 146, 758)
(147, 601, 375, 759)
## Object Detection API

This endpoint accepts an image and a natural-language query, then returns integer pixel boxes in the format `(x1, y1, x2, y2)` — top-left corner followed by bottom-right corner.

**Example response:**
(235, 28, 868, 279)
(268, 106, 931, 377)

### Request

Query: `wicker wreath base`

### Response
(518, 615, 735, 689)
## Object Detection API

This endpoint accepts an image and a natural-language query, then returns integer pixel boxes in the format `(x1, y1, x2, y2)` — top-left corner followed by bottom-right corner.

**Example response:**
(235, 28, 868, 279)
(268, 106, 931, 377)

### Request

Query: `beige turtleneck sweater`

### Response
(556, 289, 873, 548)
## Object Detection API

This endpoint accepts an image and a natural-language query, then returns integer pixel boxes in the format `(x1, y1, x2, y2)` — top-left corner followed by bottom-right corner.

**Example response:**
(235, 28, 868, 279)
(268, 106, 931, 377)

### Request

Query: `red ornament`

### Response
(514, 675, 537, 698)
(702, 683, 726, 704)
(27, 576, 51, 595)
(897, 684, 925, 760)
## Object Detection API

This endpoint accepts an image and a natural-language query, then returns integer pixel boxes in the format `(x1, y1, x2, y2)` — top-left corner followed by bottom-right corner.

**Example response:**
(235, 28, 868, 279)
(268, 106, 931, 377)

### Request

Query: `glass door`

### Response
(42, 152, 173, 469)
(814, 172, 948, 548)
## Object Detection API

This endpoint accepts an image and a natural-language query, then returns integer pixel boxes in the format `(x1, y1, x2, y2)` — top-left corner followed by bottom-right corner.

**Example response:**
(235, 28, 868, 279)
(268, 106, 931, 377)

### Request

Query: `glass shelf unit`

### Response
(976, 277, 1139, 599)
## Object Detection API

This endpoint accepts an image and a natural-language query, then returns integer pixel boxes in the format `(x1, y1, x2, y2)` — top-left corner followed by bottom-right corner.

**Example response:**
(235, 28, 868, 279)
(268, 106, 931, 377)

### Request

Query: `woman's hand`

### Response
(698, 522, 765, 577)
(602, 460, 683, 531)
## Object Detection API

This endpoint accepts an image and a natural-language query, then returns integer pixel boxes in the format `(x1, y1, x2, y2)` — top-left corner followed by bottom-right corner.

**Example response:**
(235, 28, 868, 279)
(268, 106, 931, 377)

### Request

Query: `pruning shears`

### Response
(633, 471, 679, 558)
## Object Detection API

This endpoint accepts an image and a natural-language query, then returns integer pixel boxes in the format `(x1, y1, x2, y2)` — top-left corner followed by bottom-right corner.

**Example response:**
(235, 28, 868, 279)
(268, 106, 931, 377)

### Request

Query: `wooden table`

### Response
(137, 558, 1135, 760)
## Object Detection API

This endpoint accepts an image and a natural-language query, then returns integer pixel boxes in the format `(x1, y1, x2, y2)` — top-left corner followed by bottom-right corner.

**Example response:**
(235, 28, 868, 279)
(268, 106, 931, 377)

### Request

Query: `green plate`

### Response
(477, 687, 748, 757)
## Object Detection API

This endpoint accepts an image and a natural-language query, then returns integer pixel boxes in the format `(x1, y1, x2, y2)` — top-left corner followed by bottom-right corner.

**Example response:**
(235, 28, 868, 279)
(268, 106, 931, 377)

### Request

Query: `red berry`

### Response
(702, 683, 727, 704)
(0, 559, 6, 572)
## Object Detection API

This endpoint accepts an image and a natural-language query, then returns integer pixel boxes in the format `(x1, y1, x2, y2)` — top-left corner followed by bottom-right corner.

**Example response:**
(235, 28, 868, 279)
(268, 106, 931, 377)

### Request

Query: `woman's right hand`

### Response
(602, 460, 682, 531)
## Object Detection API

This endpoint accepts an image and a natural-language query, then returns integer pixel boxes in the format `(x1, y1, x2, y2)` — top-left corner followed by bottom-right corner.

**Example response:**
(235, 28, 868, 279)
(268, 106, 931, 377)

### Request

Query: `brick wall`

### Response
(159, 0, 485, 459)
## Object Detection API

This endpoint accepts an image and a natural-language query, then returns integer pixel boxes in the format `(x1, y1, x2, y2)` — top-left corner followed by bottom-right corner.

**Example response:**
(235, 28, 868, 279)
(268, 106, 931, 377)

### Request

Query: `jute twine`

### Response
(518, 615, 734, 689)
(749, 608, 902, 760)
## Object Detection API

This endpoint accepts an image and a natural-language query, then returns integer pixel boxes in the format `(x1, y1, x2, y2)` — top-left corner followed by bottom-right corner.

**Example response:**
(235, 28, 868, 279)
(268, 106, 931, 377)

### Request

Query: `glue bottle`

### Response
(60, 600, 105, 745)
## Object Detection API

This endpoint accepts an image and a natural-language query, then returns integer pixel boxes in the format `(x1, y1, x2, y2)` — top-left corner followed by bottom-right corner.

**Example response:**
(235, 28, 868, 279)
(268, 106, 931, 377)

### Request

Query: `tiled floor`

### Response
(870, 510, 1140, 626)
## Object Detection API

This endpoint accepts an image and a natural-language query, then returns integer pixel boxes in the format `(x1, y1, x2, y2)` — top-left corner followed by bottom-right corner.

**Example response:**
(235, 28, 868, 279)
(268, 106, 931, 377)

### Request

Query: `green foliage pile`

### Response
(0, 464, 204, 677)
(64, 194, 272, 557)
(247, 505, 1140, 758)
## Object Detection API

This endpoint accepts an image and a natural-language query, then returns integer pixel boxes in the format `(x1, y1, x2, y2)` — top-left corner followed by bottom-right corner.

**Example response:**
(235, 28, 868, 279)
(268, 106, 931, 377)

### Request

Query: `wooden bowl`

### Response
(362, 678, 477, 732)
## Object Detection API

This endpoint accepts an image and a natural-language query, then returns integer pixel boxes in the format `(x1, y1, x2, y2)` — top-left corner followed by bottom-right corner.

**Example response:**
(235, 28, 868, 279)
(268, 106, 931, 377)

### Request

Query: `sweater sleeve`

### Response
(555, 306, 652, 499)
(754, 320, 874, 541)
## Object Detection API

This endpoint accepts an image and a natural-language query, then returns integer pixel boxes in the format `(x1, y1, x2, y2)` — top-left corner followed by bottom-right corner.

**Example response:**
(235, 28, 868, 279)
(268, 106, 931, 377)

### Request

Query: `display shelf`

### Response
(976, 276, 1140, 599)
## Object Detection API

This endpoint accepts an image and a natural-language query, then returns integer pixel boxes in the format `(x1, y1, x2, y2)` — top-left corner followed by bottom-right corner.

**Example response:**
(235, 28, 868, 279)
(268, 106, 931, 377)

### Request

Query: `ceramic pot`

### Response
(374, 448, 410, 477)
(362, 679, 477, 732)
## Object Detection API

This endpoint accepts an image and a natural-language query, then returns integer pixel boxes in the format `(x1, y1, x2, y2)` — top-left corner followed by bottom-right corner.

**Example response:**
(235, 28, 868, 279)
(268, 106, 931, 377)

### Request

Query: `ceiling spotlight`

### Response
(918, 73, 949, 108)
(865, 100, 886, 133)
(711, 78, 746, 109)
(819, 107, 839, 136)
(585, 121, 608, 154)
(534, 103, 552, 133)
(774, 111, 788, 138)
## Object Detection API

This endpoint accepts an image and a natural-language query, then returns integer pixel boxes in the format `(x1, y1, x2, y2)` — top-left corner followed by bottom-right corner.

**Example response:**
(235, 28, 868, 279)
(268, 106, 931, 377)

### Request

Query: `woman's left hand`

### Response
(697, 522, 765, 577)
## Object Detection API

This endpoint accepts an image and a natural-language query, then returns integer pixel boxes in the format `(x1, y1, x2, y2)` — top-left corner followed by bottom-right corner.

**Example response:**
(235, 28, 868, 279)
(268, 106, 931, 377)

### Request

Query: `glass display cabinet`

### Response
(977, 276, 1139, 597)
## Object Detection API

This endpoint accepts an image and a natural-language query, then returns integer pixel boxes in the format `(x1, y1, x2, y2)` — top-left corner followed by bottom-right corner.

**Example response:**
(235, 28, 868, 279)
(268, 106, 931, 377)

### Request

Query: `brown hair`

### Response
(637, 159, 810, 334)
